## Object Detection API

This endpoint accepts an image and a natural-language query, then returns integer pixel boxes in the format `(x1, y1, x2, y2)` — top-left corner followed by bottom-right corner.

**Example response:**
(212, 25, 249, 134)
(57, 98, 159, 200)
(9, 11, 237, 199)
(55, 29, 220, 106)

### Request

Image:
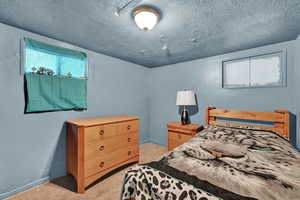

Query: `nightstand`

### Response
(167, 122, 203, 151)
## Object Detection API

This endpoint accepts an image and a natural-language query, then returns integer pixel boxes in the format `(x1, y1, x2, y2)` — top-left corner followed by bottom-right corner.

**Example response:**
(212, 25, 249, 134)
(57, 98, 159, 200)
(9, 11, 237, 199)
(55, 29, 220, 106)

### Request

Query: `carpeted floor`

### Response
(6, 143, 167, 200)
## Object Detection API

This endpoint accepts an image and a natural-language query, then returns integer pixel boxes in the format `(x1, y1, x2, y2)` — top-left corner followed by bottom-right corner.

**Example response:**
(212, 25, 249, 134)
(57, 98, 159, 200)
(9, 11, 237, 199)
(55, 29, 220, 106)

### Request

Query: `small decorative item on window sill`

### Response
(67, 72, 72, 78)
(47, 71, 54, 76)
(46, 68, 54, 76)
(31, 67, 37, 74)
(176, 90, 196, 125)
(32, 67, 55, 76)
(37, 67, 46, 75)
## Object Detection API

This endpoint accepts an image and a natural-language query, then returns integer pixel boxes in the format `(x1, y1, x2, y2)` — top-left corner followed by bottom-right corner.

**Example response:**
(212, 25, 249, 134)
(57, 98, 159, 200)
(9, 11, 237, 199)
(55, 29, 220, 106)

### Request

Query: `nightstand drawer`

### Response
(168, 131, 193, 142)
(168, 139, 183, 150)
(167, 122, 202, 151)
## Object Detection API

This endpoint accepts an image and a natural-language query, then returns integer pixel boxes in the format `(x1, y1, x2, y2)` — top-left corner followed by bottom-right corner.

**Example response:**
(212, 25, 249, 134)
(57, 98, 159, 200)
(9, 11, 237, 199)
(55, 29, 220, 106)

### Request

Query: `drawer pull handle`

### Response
(99, 130, 104, 136)
(99, 145, 104, 151)
(127, 125, 131, 130)
(128, 138, 131, 142)
(99, 161, 104, 168)
(128, 151, 131, 156)
(178, 134, 181, 139)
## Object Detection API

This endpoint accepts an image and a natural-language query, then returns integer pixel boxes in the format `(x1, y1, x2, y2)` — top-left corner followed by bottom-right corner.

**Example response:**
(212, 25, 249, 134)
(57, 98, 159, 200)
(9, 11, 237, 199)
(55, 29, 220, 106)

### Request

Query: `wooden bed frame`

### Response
(205, 107, 290, 139)
(128, 108, 290, 200)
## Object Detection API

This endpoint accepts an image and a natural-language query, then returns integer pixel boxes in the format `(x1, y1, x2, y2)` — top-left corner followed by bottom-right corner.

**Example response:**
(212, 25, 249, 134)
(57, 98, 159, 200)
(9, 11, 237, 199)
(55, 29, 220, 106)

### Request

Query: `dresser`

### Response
(66, 115, 139, 193)
(167, 122, 203, 151)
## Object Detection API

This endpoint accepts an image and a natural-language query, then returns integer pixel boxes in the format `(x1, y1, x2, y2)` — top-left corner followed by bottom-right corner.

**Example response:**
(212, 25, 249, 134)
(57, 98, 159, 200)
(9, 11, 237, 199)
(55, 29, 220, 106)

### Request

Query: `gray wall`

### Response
(149, 41, 299, 149)
(0, 23, 149, 197)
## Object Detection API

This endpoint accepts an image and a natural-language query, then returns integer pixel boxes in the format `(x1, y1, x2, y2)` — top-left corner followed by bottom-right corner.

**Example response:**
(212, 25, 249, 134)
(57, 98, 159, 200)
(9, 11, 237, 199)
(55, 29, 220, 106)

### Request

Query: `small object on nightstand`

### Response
(167, 122, 203, 151)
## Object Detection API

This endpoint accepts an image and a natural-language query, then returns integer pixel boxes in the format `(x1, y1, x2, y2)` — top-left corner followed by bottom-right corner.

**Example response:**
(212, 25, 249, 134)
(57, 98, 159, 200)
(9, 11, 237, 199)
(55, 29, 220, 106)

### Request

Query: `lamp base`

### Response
(181, 110, 190, 125)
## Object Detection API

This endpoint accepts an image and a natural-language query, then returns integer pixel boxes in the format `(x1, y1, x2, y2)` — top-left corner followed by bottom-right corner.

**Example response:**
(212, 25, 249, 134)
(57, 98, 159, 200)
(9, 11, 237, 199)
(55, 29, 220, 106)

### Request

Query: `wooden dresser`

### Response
(167, 122, 203, 151)
(66, 115, 139, 193)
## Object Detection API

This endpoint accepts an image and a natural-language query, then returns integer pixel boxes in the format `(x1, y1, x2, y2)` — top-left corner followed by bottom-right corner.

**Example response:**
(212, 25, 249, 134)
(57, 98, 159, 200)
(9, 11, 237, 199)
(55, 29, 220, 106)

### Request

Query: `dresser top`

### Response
(67, 115, 139, 127)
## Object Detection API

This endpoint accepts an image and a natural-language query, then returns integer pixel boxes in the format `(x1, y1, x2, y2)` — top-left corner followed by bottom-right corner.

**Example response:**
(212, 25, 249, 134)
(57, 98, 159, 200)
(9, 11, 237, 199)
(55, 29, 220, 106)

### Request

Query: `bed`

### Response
(120, 107, 300, 200)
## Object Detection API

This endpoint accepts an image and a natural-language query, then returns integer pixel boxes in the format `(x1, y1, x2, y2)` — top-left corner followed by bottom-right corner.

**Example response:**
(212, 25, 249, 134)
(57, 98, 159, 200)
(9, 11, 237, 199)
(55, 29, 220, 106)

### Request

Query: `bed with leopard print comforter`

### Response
(121, 125, 300, 200)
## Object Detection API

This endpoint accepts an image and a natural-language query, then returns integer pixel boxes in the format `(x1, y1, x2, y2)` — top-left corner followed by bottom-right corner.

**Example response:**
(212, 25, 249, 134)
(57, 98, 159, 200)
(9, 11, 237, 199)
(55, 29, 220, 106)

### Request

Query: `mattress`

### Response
(120, 125, 300, 200)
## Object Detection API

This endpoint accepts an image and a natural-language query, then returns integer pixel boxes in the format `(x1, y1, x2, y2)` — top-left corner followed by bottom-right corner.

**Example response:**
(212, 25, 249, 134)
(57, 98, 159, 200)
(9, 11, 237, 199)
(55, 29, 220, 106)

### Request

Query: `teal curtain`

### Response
(25, 74, 87, 113)
(24, 38, 87, 78)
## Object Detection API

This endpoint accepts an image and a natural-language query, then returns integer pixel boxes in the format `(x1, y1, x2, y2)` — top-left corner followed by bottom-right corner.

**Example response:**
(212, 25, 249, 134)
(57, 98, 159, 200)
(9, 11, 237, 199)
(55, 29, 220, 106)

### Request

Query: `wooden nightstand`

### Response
(167, 122, 203, 151)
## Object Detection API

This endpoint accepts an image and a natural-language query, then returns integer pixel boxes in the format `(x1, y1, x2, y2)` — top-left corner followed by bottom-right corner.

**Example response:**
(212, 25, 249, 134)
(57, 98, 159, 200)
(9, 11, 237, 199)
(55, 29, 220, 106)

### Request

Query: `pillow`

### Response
(183, 141, 247, 160)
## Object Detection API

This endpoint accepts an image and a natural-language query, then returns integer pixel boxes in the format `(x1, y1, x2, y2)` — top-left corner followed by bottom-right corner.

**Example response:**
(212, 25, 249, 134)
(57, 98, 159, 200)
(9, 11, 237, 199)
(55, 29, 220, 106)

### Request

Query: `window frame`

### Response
(222, 50, 287, 89)
(21, 37, 89, 79)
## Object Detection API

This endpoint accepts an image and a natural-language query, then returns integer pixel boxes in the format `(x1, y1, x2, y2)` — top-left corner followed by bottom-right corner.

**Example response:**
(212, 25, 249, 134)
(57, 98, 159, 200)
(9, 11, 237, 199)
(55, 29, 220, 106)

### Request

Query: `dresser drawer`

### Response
(118, 120, 139, 134)
(85, 145, 139, 177)
(84, 123, 117, 143)
(85, 132, 138, 159)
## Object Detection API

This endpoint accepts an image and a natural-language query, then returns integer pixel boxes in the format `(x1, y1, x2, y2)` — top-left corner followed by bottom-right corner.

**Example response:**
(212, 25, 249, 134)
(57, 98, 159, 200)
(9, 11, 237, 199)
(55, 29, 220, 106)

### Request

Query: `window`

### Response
(23, 38, 88, 113)
(222, 51, 286, 88)
(24, 38, 87, 79)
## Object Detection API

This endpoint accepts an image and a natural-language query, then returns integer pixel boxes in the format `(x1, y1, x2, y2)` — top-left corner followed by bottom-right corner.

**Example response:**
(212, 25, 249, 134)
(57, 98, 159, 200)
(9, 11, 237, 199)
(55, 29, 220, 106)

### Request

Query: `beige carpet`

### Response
(6, 143, 167, 200)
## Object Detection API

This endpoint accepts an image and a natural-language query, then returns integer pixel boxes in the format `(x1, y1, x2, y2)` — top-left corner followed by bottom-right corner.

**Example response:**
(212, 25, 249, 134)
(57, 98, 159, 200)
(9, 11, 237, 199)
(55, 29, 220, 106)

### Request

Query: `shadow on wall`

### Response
(49, 124, 67, 179)
(178, 94, 199, 124)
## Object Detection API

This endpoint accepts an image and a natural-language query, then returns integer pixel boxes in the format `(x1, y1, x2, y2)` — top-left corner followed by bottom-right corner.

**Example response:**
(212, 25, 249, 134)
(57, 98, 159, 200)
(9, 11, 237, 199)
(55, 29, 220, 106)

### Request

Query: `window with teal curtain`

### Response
(23, 38, 88, 113)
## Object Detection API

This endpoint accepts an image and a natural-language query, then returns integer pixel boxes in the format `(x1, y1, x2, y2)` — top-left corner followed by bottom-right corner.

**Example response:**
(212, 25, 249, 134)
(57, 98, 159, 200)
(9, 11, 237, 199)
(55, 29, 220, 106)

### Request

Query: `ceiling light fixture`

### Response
(133, 6, 160, 31)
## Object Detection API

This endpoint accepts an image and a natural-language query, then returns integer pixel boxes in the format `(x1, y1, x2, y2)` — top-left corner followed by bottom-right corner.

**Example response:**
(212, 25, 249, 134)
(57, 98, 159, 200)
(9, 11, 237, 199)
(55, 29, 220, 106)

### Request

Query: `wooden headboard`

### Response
(205, 107, 290, 139)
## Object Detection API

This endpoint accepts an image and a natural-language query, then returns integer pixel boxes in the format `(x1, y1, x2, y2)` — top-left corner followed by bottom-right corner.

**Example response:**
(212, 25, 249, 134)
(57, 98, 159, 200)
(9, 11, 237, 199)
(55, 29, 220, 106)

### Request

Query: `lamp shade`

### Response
(176, 90, 196, 106)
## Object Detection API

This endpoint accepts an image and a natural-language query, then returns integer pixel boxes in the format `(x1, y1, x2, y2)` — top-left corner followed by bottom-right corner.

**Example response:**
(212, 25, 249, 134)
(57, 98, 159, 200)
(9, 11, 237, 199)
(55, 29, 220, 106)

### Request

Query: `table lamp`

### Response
(176, 90, 196, 125)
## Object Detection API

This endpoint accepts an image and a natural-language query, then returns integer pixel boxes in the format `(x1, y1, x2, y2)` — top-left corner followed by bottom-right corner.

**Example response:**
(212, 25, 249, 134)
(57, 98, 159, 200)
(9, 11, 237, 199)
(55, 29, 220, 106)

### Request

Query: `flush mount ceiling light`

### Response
(133, 6, 160, 31)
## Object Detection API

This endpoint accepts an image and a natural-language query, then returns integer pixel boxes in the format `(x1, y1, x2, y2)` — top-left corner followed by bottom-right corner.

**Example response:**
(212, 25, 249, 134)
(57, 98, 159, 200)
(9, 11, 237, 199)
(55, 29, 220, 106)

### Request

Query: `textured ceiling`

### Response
(0, 0, 300, 67)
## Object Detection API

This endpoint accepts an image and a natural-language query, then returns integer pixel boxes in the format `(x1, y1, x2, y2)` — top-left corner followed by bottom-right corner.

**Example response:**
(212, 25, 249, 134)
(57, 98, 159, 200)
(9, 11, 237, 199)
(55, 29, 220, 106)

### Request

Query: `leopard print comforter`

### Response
(121, 125, 300, 200)
(121, 165, 221, 200)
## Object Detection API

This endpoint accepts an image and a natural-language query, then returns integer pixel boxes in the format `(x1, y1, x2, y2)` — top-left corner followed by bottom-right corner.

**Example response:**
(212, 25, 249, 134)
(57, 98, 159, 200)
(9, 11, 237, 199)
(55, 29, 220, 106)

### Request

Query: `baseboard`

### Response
(148, 138, 167, 147)
(140, 138, 151, 144)
(140, 137, 167, 146)
(0, 139, 164, 199)
(0, 176, 50, 200)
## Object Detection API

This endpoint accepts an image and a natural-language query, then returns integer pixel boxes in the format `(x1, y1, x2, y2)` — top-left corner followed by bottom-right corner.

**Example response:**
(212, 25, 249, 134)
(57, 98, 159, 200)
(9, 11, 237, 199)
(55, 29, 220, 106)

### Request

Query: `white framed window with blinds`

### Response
(222, 51, 286, 88)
